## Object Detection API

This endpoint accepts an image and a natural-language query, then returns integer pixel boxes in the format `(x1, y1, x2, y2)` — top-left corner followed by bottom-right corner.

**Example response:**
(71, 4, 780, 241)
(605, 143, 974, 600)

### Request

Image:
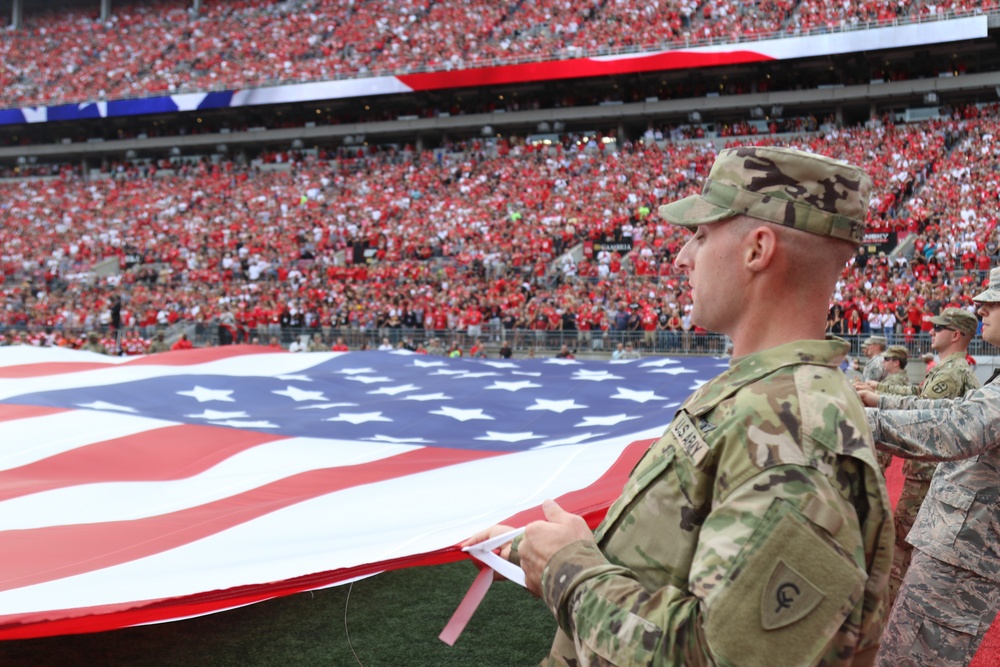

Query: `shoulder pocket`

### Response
(703, 499, 867, 667)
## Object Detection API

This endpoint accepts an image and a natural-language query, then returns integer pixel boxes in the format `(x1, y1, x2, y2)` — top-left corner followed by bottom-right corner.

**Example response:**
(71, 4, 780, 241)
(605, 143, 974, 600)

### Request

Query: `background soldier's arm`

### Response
(870, 384, 1000, 461)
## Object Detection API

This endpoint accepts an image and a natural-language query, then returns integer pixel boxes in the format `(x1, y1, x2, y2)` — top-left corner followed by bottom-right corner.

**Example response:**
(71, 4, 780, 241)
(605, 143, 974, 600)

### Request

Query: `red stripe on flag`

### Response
(0, 404, 69, 422)
(123, 344, 287, 366)
(0, 363, 115, 378)
(0, 424, 288, 502)
(397, 51, 773, 91)
(0, 447, 505, 593)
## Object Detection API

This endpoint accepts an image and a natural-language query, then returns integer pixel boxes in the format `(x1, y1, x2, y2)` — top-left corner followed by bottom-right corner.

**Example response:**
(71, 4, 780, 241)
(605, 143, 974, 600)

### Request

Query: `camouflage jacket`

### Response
(875, 352, 980, 481)
(862, 353, 887, 384)
(540, 340, 893, 667)
(878, 370, 908, 389)
(870, 379, 1000, 582)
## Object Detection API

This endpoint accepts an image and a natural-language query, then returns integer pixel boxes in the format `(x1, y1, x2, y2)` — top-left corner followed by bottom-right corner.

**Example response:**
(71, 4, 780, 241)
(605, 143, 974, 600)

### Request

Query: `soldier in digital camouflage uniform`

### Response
(861, 308, 980, 609)
(860, 270, 1000, 667)
(466, 146, 893, 667)
(862, 335, 889, 384)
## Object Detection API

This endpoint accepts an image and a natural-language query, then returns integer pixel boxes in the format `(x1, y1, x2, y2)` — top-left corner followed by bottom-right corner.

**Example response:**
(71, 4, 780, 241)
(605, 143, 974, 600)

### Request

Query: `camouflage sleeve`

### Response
(875, 382, 918, 396)
(870, 383, 1000, 461)
(540, 465, 863, 667)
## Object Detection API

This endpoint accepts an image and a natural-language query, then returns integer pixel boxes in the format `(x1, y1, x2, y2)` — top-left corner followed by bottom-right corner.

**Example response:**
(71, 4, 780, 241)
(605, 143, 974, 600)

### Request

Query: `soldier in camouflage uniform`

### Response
(466, 146, 892, 666)
(146, 331, 171, 354)
(862, 308, 980, 609)
(79, 331, 109, 355)
(870, 346, 908, 471)
(861, 335, 889, 384)
(860, 271, 1000, 667)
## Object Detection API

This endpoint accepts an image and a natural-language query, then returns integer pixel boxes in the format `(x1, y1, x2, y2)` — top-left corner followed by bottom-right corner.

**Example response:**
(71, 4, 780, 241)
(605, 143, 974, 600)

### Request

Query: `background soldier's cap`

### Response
(862, 335, 887, 347)
(658, 145, 872, 244)
(883, 345, 908, 360)
(930, 307, 978, 336)
(973, 267, 1000, 303)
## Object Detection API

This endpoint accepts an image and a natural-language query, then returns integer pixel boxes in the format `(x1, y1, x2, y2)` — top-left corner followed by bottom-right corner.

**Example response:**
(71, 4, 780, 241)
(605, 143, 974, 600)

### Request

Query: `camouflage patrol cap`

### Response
(883, 345, 908, 361)
(862, 335, 887, 348)
(658, 145, 872, 244)
(930, 307, 978, 337)
(973, 267, 1000, 304)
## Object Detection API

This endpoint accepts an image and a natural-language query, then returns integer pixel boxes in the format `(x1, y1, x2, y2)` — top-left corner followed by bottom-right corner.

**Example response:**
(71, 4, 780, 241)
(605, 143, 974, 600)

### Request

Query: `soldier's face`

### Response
(674, 220, 743, 334)
(977, 302, 1000, 347)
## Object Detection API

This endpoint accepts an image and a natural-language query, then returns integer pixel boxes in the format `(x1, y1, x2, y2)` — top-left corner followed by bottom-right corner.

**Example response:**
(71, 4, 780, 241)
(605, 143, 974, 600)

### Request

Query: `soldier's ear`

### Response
(744, 225, 777, 273)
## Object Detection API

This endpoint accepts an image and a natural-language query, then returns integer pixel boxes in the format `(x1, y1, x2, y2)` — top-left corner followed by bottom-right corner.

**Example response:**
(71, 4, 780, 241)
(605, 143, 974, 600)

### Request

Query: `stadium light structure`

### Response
(923, 92, 939, 105)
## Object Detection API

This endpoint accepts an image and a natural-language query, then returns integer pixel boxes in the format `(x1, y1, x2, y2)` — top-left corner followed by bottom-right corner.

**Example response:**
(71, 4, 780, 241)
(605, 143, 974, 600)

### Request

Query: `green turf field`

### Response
(0, 561, 555, 666)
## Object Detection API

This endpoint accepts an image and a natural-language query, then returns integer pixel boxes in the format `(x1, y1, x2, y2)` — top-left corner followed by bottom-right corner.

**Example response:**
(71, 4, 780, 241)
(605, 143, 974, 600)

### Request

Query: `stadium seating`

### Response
(2, 107, 999, 358)
(0, 0, 988, 108)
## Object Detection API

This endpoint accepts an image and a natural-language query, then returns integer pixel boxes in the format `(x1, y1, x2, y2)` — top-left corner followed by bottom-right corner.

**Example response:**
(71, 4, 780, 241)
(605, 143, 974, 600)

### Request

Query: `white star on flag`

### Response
(297, 402, 358, 410)
(345, 376, 393, 384)
(363, 435, 433, 444)
(412, 359, 447, 368)
(324, 412, 393, 425)
(453, 372, 501, 379)
(482, 362, 519, 369)
(429, 406, 494, 421)
(276, 374, 313, 382)
(640, 358, 681, 368)
(610, 387, 668, 403)
(272, 386, 328, 402)
(544, 359, 581, 366)
(368, 384, 420, 396)
(208, 420, 279, 429)
(177, 386, 236, 402)
(527, 399, 588, 413)
(572, 369, 623, 381)
(512, 371, 542, 377)
(486, 380, 542, 392)
(403, 393, 453, 402)
(576, 414, 641, 427)
(648, 368, 697, 375)
(186, 410, 249, 420)
(76, 401, 138, 413)
(475, 431, 544, 443)
(431, 369, 466, 376)
(337, 368, 377, 375)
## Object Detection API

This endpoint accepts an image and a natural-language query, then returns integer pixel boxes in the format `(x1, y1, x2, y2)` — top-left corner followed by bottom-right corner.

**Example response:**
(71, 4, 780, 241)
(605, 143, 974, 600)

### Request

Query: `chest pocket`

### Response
(597, 411, 716, 592)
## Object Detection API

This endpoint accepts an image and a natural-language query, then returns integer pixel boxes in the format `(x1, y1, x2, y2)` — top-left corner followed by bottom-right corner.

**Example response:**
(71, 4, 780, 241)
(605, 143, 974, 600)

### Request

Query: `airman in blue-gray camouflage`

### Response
(860, 270, 1000, 667)
(859, 307, 980, 609)
(466, 146, 892, 667)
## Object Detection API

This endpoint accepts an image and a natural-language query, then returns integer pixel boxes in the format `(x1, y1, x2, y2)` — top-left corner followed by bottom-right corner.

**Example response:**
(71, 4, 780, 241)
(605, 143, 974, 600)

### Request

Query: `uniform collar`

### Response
(682, 338, 850, 416)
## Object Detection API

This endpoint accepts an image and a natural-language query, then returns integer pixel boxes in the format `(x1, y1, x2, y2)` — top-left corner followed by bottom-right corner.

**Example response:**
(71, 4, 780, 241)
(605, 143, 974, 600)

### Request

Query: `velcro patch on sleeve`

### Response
(703, 502, 867, 667)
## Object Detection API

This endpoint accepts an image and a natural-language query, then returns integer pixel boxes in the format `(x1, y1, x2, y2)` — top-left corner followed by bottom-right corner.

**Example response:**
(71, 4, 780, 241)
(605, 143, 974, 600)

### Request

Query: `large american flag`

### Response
(0, 345, 723, 639)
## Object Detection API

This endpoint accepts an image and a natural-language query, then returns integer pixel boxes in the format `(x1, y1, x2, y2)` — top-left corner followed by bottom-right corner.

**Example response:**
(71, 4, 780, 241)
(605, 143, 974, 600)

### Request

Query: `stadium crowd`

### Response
(2, 103, 1000, 356)
(0, 0, 993, 108)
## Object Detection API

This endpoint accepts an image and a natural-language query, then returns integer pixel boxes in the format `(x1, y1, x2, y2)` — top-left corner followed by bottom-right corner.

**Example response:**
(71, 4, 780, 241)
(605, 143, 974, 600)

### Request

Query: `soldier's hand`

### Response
(461, 524, 516, 580)
(856, 388, 879, 407)
(519, 499, 595, 597)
